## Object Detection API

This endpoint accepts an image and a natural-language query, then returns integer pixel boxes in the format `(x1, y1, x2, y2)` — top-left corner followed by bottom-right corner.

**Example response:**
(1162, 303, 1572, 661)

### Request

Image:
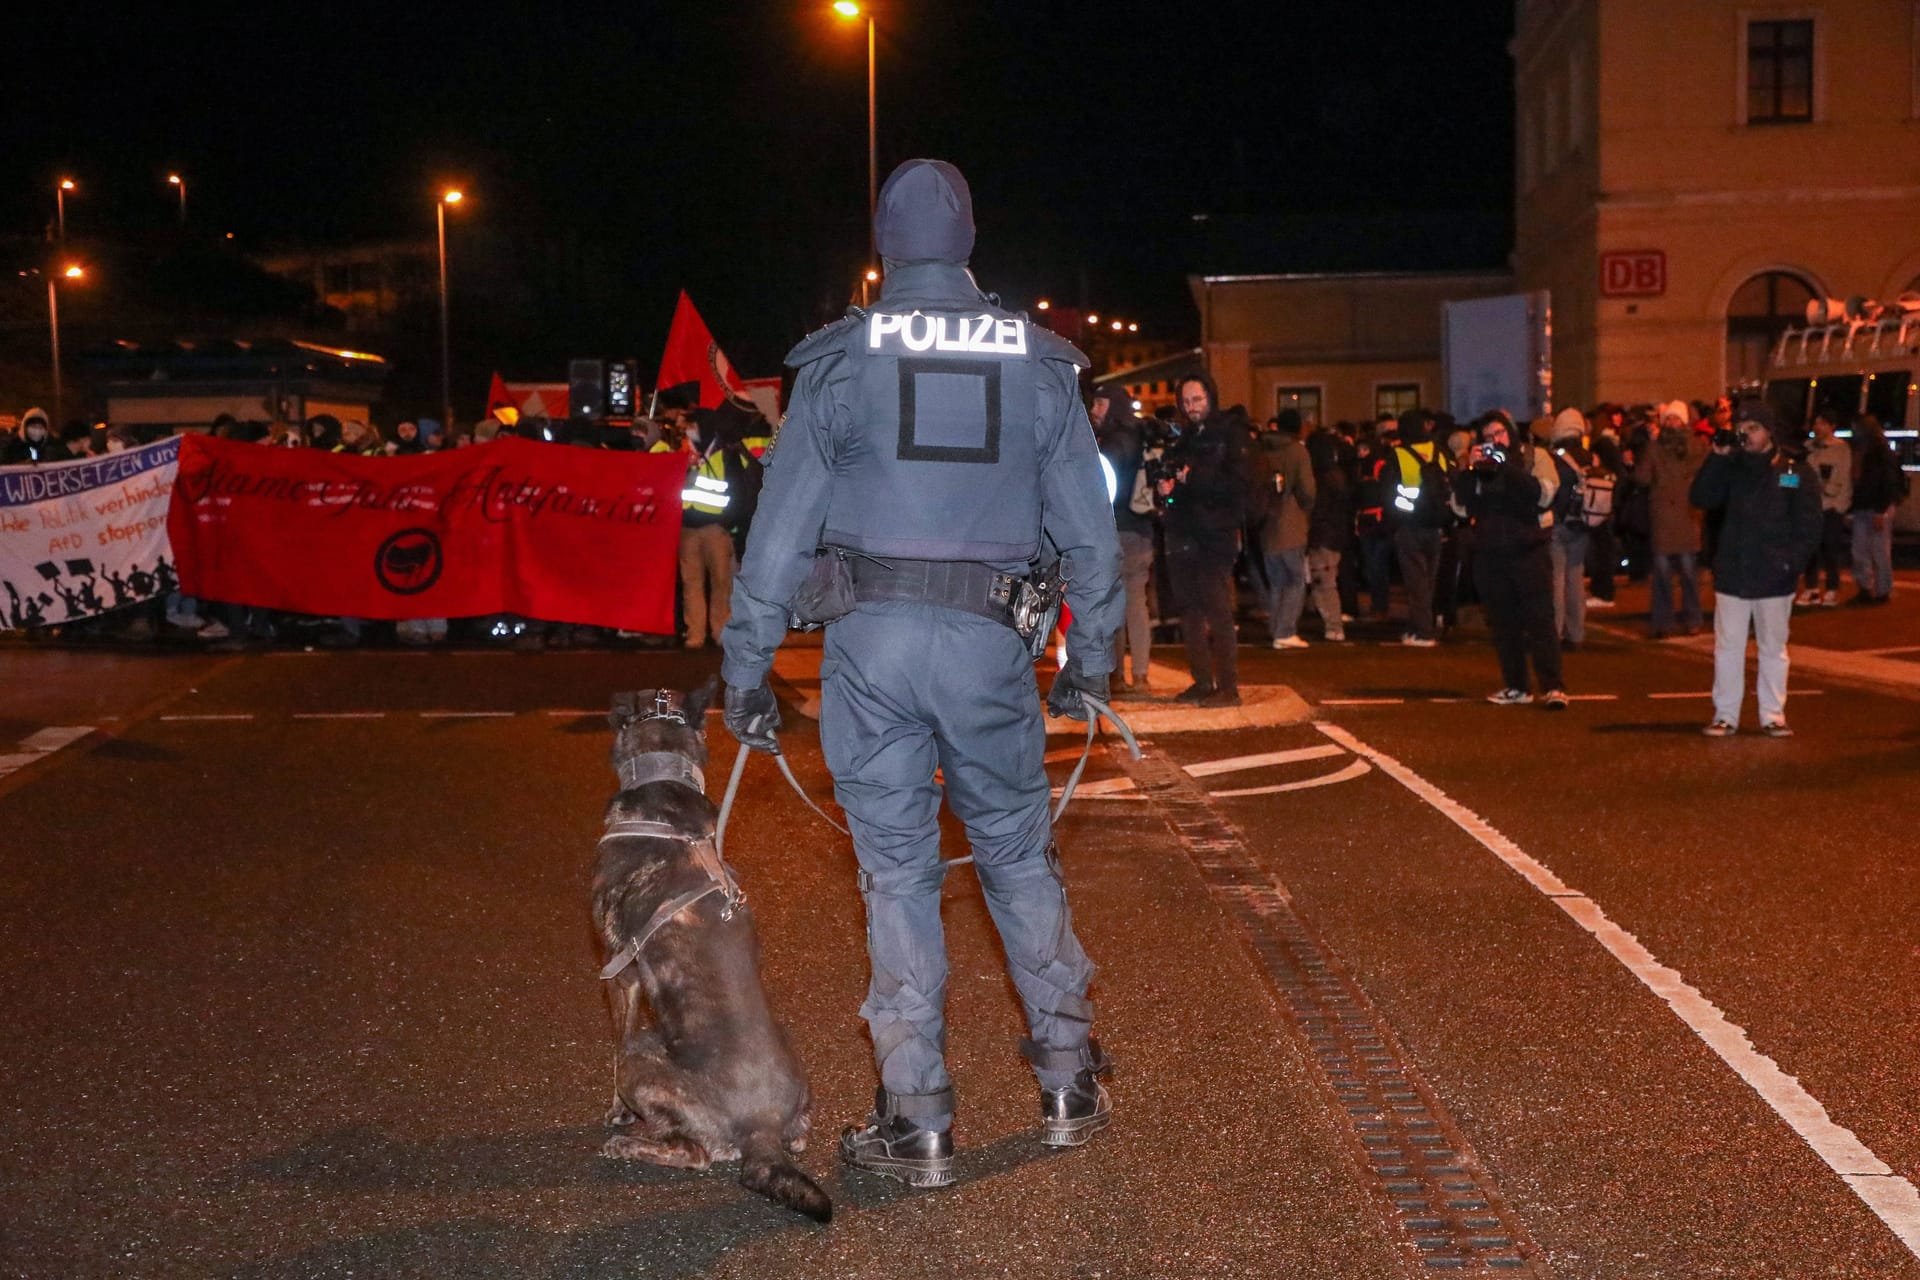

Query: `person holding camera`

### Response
(1157, 373, 1254, 707)
(1454, 413, 1567, 708)
(1689, 399, 1822, 737)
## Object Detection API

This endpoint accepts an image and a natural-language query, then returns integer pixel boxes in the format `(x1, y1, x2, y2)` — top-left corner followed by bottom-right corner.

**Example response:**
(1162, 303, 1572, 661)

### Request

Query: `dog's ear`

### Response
(608, 690, 641, 730)
(685, 676, 721, 721)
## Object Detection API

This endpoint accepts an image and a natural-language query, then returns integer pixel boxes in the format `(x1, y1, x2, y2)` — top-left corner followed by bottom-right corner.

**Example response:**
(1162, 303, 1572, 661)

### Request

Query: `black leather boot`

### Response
(839, 1087, 955, 1188)
(1040, 1070, 1112, 1147)
(1026, 1038, 1114, 1148)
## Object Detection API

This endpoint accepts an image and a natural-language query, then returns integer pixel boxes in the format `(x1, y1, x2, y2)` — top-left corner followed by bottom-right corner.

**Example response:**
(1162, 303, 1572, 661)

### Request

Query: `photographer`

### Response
(1092, 383, 1156, 694)
(1454, 413, 1567, 708)
(1689, 400, 1822, 737)
(1158, 373, 1254, 707)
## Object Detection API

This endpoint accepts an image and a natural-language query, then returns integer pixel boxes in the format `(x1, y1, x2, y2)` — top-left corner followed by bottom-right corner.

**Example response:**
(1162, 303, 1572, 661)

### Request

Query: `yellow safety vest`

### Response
(681, 447, 731, 514)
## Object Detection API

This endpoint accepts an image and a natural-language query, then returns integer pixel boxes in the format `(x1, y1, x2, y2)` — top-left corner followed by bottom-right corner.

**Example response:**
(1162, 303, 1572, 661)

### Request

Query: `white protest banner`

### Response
(0, 438, 181, 629)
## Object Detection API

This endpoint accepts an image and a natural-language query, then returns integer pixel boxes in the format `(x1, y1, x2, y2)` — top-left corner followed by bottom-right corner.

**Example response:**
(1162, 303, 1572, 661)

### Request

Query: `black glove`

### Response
(724, 681, 782, 753)
(1046, 661, 1109, 721)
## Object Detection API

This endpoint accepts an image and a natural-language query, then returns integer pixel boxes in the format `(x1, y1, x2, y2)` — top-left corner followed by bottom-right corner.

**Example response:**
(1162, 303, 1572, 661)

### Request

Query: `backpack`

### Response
(1581, 463, 1616, 527)
(1548, 451, 1583, 526)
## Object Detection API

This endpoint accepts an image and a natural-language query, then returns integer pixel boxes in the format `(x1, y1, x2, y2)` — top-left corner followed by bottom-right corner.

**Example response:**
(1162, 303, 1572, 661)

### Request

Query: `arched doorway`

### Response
(1725, 270, 1818, 388)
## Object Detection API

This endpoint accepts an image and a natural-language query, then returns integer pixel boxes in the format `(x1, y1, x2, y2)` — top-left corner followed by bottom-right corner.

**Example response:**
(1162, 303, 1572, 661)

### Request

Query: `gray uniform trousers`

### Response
(821, 600, 1097, 1131)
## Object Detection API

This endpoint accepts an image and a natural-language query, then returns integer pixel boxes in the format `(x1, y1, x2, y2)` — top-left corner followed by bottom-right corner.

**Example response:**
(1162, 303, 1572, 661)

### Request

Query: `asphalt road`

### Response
(3, 600, 1918, 1278)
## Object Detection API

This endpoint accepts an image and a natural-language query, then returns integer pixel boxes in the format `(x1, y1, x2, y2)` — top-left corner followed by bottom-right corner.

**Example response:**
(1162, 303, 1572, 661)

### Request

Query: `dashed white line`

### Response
(1566, 693, 1620, 702)
(1313, 719, 1920, 1261)
(1647, 691, 1712, 700)
(160, 713, 255, 722)
(291, 712, 387, 721)
(1320, 698, 1405, 707)
(419, 710, 515, 719)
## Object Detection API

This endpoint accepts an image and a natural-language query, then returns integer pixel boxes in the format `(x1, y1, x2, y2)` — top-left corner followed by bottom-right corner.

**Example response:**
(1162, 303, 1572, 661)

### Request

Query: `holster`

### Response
(785, 547, 859, 630)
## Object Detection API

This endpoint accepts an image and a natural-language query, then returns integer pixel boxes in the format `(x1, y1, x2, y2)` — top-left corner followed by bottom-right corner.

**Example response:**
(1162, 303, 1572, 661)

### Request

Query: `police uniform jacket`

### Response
(721, 261, 1123, 690)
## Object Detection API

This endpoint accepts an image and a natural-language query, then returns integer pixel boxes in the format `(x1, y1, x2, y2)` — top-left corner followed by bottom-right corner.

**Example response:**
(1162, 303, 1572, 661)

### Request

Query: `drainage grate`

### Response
(1119, 747, 1550, 1276)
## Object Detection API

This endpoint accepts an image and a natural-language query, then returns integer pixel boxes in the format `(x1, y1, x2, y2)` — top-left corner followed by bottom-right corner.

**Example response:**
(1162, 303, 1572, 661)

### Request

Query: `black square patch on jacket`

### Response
(896, 358, 1002, 464)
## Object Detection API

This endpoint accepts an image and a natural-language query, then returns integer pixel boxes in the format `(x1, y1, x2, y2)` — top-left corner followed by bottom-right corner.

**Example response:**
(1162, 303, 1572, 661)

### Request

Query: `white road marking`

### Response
(546, 709, 603, 717)
(1566, 694, 1619, 702)
(160, 713, 255, 721)
(1210, 758, 1372, 798)
(1320, 698, 1405, 706)
(1184, 745, 1346, 777)
(1858, 646, 1920, 657)
(20, 726, 93, 753)
(291, 712, 387, 720)
(1647, 691, 1711, 700)
(419, 710, 515, 719)
(2, 726, 96, 781)
(1314, 719, 1920, 1261)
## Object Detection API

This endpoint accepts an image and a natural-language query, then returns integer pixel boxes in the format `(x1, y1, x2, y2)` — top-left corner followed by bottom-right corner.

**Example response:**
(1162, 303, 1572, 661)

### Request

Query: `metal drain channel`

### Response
(1119, 747, 1548, 1276)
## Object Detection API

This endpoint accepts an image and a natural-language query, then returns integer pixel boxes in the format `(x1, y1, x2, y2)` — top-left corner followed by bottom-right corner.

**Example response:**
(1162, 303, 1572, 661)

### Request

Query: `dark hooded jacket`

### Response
(1163, 370, 1253, 552)
(1093, 391, 1153, 538)
(1689, 447, 1823, 599)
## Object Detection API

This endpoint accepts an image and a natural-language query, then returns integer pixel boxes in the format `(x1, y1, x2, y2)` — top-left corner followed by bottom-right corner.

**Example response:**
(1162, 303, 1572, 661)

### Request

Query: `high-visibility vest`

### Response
(681, 447, 731, 514)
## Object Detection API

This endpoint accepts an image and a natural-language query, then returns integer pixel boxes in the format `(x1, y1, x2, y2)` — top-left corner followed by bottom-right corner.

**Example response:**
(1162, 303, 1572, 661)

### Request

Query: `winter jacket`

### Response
(1851, 437, 1904, 514)
(1454, 449, 1547, 553)
(1805, 437, 1853, 513)
(1252, 432, 1315, 553)
(1689, 449, 1823, 599)
(1635, 428, 1707, 555)
(1306, 436, 1352, 552)
(1095, 414, 1155, 537)
(1163, 413, 1254, 554)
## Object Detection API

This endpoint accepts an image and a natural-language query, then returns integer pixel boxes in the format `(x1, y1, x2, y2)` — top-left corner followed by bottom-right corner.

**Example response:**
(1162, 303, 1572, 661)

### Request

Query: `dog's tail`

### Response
(739, 1128, 832, 1223)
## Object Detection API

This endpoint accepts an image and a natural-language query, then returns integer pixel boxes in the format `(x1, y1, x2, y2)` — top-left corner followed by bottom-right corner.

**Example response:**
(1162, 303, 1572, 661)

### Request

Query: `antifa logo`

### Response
(374, 528, 444, 595)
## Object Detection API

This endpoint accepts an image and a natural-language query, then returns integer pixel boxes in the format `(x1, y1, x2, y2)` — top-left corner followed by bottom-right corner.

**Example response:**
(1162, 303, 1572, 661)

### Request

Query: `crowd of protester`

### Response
(4, 374, 1910, 724)
(0, 383, 769, 651)
(1092, 376, 1910, 722)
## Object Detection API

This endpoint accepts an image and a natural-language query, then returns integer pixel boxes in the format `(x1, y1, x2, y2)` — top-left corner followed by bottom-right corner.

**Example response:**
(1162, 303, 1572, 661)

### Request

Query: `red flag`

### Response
(656, 291, 745, 409)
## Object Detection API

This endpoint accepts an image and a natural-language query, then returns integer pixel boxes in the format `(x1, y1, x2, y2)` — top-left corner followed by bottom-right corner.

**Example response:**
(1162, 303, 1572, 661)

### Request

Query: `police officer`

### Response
(719, 159, 1122, 1189)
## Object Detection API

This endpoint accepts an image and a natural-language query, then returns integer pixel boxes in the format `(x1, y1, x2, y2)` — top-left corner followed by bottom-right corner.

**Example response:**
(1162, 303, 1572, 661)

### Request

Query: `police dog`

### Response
(592, 682, 830, 1222)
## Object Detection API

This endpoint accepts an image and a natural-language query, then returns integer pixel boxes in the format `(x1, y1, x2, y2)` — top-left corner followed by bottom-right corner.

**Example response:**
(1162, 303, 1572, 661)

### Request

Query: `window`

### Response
(1374, 382, 1421, 420)
(1275, 384, 1323, 427)
(1726, 270, 1817, 386)
(1747, 19, 1814, 124)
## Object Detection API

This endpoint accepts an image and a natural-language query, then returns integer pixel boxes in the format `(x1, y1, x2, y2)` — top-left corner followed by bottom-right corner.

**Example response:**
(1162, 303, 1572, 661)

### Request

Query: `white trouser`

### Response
(1712, 593, 1792, 726)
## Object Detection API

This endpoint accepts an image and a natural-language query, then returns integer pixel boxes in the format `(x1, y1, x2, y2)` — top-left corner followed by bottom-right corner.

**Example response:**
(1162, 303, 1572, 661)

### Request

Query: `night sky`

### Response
(6, 1, 1513, 391)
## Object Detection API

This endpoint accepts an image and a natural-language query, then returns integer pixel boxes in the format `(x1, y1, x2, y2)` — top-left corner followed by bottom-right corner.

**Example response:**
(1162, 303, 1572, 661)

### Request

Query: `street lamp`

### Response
(48, 264, 84, 428)
(831, 1, 877, 271)
(436, 189, 463, 430)
(56, 178, 75, 244)
(167, 174, 186, 226)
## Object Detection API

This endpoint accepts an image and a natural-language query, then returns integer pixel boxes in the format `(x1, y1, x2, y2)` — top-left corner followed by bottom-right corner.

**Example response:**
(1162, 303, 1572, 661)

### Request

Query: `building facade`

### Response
(1192, 270, 1516, 426)
(1515, 0, 1920, 408)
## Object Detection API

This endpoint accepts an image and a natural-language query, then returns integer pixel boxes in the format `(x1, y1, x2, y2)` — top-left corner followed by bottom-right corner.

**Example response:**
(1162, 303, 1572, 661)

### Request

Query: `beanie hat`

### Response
(1659, 399, 1691, 425)
(1551, 407, 1587, 441)
(874, 159, 975, 264)
(21, 407, 49, 432)
(1733, 398, 1778, 435)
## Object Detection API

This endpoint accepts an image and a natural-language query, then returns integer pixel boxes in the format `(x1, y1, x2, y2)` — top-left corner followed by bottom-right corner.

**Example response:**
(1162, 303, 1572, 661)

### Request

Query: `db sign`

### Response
(1600, 250, 1666, 298)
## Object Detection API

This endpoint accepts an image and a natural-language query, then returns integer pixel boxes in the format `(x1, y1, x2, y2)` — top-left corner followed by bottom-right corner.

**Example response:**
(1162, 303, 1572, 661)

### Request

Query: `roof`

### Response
(79, 337, 388, 384)
(1186, 210, 1512, 280)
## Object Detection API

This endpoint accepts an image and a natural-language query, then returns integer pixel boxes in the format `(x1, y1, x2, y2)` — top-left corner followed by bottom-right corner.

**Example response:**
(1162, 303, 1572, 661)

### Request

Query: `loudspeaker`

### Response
(569, 359, 605, 420)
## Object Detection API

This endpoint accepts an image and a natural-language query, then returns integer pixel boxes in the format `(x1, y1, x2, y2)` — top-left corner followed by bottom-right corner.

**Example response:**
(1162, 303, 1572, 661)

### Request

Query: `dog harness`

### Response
(596, 819, 746, 981)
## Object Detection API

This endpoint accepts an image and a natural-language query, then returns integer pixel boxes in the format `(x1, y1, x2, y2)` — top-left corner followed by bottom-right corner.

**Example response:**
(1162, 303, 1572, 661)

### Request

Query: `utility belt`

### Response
(788, 551, 1064, 655)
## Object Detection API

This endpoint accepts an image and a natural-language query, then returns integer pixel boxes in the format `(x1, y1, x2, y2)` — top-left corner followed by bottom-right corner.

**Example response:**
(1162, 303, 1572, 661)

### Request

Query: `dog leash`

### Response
(713, 691, 1139, 870)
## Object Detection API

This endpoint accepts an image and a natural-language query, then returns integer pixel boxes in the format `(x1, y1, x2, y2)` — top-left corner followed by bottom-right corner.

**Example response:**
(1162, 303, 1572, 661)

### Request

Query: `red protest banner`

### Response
(168, 435, 684, 632)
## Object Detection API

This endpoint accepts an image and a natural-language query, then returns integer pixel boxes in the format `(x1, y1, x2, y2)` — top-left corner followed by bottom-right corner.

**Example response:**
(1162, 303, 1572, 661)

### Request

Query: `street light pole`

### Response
(56, 178, 74, 244)
(47, 265, 81, 428)
(832, 3, 878, 270)
(437, 190, 462, 430)
(169, 174, 186, 227)
(866, 11, 876, 267)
